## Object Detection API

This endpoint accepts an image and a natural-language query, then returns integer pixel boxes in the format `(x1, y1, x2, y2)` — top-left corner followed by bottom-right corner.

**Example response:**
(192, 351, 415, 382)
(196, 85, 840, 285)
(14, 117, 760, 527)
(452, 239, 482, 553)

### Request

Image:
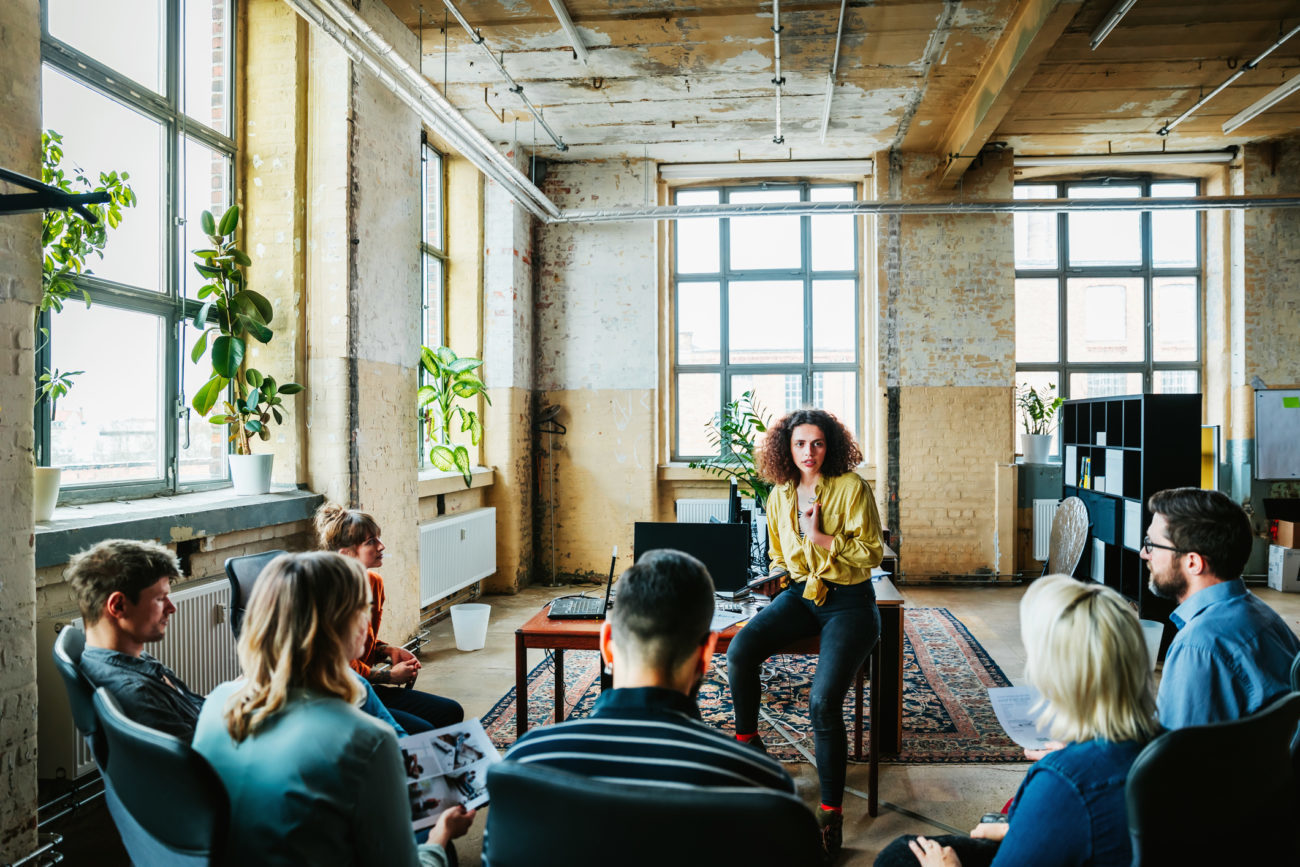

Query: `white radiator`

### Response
(37, 578, 239, 780)
(1033, 498, 1060, 561)
(419, 507, 497, 606)
(675, 497, 756, 523)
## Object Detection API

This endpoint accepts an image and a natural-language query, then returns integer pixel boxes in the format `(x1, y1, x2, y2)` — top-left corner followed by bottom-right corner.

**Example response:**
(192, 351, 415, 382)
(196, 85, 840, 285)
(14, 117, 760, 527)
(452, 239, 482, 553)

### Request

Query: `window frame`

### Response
(670, 181, 861, 462)
(36, 0, 238, 503)
(1014, 176, 1203, 451)
(418, 138, 448, 466)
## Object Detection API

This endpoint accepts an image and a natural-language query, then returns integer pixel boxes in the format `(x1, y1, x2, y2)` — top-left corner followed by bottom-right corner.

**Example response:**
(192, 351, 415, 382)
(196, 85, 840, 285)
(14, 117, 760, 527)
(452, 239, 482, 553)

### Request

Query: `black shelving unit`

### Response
(1061, 393, 1201, 654)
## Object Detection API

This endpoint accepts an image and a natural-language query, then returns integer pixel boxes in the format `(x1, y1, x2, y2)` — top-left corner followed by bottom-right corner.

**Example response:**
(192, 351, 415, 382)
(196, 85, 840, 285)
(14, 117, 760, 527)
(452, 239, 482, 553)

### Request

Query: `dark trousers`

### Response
(874, 835, 1000, 867)
(373, 685, 464, 733)
(726, 580, 880, 807)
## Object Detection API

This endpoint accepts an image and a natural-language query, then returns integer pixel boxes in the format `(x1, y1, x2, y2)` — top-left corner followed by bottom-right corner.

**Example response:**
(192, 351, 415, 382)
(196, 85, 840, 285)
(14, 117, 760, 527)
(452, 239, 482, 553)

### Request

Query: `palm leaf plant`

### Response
(688, 390, 774, 510)
(419, 346, 490, 486)
(1017, 383, 1064, 436)
(189, 205, 302, 454)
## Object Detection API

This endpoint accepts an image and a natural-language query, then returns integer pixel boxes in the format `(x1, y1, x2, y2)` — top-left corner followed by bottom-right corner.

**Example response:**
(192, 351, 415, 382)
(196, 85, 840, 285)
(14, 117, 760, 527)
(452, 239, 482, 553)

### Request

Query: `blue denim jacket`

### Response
(1156, 579, 1300, 729)
(998, 738, 1143, 867)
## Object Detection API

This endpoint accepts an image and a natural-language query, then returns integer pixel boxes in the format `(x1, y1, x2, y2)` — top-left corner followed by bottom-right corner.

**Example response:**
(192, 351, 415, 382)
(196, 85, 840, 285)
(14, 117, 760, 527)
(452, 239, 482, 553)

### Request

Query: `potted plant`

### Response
(34, 129, 137, 519)
(418, 345, 491, 487)
(190, 205, 303, 494)
(1017, 382, 1064, 464)
(688, 390, 774, 511)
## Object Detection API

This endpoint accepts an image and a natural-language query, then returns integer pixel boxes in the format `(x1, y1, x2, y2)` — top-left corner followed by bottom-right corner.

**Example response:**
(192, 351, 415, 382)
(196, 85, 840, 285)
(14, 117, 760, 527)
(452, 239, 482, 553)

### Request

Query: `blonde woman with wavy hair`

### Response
(878, 575, 1159, 867)
(193, 552, 475, 866)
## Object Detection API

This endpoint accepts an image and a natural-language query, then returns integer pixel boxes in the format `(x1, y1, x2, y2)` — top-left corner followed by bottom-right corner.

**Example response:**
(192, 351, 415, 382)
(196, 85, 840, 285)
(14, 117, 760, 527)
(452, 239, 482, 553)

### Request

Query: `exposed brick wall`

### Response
(0, 0, 41, 857)
(1240, 139, 1300, 388)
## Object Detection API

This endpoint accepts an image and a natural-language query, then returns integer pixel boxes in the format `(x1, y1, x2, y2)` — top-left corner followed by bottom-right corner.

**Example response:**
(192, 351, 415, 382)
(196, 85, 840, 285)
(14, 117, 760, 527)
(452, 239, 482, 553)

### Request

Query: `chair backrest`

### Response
(224, 549, 285, 638)
(1291, 648, 1300, 692)
(482, 760, 822, 867)
(1046, 496, 1088, 577)
(93, 687, 229, 863)
(52, 625, 108, 765)
(1126, 691, 1300, 864)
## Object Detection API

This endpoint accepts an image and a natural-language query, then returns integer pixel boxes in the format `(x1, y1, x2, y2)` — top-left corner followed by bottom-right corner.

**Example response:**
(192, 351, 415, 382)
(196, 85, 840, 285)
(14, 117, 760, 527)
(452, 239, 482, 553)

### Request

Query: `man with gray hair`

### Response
(506, 549, 792, 792)
(67, 539, 205, 741)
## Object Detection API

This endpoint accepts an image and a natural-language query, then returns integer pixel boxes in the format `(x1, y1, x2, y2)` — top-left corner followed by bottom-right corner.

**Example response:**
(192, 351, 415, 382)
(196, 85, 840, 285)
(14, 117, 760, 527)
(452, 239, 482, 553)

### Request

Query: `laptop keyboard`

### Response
(550, 596, 604, 617)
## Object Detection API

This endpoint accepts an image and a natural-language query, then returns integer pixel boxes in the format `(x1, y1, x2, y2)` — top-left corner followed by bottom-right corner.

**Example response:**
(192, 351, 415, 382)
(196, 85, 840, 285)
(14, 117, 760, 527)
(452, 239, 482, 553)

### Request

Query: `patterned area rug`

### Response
(481, 607, 1026, 764)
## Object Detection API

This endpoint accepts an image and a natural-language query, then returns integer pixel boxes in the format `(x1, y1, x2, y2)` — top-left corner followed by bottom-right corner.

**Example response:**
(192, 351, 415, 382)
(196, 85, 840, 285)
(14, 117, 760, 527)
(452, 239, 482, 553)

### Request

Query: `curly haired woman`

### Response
(726, 408, 884, 858)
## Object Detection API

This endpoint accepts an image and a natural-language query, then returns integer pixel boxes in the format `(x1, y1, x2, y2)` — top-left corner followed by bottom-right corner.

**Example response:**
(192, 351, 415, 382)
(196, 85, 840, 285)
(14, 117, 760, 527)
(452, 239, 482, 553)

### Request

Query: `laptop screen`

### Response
(632, 522, 752, 592)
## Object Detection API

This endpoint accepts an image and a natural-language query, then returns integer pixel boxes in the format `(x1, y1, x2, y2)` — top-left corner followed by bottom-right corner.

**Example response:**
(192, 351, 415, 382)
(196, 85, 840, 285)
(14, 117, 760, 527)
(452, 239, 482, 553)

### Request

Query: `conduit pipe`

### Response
(552, 194, 1300, 224)
(1159, 21, 1300, 136)
(547, 0, 589, 65)
(819, 0, 848, 144)
(772, 0, 785, 144)
(280, 0, 560, 220)
(438, 0, 569, 151)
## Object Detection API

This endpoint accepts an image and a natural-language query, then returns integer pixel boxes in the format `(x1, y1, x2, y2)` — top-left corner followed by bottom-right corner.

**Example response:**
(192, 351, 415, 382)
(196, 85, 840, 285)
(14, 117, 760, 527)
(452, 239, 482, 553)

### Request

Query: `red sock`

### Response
(819, 804, 843, 814)
(735, 732, 758, 743)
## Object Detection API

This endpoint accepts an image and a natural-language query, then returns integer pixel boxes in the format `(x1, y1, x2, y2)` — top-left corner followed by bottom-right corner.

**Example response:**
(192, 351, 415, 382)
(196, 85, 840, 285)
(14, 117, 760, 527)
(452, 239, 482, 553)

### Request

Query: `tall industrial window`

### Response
(1014, 179, 1201, 453)
(37, 0, 236, 501)
(418, 141, 447, 465)
(672, 183, 860, 460)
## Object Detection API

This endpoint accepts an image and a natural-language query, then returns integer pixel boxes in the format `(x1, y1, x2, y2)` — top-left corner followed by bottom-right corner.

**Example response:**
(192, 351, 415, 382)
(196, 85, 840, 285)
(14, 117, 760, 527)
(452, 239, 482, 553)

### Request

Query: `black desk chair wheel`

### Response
(224, 549, 285, 638)
(482, 760, 822, 867)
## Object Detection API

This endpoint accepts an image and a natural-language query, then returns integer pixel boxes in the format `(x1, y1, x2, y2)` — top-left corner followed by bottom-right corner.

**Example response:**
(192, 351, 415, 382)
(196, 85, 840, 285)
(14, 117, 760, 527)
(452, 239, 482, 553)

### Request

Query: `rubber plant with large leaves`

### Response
(189, 205, 302, 454)
(419, 346, 490, 486)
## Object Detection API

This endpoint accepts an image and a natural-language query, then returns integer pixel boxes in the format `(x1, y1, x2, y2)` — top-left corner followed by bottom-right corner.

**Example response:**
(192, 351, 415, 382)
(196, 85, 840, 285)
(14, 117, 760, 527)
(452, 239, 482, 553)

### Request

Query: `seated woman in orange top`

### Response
(315, 503, 464, 733)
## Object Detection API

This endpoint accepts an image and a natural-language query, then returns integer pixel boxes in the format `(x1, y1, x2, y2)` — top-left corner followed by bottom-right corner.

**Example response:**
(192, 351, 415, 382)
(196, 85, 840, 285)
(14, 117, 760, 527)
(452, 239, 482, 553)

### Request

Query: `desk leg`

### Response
(868, 639, 881, 818)
(515, 631, 528, 739)
(554, 649, 565, 724)
(879, 607, 903, 755)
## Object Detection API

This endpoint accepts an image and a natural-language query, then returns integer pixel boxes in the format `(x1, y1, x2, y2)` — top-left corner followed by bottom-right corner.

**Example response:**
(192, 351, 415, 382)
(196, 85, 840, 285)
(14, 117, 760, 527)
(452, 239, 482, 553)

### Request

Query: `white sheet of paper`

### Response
(988, 686, 1055, 750)
(710, 608, 750, 632)
(399, 718, 501, 830)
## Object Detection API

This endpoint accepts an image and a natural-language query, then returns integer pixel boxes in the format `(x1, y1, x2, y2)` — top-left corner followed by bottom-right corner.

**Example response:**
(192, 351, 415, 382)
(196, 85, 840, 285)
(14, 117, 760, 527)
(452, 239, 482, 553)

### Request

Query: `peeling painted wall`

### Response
(0, 1, 40, 856)
(1241, 139, 1300, 387)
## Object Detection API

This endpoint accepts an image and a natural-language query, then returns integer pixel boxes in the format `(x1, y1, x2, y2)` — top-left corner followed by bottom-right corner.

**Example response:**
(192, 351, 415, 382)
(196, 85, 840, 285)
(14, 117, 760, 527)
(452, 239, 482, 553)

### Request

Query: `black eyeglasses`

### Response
(1142, 536, 1187, 555)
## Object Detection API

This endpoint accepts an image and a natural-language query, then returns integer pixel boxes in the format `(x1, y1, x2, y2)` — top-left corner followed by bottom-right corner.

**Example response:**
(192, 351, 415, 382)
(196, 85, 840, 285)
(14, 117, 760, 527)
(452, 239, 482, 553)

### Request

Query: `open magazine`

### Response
(399, 718, 501, 831)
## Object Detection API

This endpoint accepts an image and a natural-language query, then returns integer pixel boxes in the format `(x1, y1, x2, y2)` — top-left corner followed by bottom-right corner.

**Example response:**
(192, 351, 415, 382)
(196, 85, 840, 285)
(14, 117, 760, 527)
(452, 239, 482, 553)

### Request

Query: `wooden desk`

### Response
(513, 575, 904, 816)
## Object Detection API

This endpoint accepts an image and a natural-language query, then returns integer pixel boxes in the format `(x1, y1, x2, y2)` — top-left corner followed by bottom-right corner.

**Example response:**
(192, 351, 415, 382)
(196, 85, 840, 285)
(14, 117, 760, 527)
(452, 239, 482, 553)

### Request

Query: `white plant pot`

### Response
(34, 467, 61, 522)
(1022, 433, 1055, 465)
(229, 453, 274, 496)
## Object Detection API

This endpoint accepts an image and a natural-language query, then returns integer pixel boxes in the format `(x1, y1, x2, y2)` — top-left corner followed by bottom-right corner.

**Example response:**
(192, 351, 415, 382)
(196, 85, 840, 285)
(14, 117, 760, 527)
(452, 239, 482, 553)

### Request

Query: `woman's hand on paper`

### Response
(428, 805, 477, 848)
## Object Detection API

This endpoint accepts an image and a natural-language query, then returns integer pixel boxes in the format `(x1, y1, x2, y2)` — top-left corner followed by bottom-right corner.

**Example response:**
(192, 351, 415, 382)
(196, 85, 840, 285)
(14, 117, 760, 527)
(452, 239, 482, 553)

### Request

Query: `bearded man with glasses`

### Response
(1141, 487, 1300, 729)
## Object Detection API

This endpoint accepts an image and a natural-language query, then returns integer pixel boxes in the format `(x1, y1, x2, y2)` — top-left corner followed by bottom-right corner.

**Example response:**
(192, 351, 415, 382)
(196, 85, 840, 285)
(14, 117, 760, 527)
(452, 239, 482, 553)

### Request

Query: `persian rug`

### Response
(481, 607, 1026, 764)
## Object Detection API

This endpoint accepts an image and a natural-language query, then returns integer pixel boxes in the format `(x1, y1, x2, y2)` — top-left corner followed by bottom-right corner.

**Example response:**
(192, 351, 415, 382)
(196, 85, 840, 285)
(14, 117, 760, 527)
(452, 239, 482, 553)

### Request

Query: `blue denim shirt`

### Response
(998, 738, 1144, 867)
(1156, 579, 1300, 730)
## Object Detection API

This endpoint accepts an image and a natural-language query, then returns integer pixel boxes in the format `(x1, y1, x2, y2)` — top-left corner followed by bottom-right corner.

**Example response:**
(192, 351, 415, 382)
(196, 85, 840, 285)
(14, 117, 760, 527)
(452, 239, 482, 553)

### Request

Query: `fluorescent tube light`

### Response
(1223, 74, 1300, 134)
(659, 160, 874, 180)
(1090, 0, 1139, 50)
(1015, 151, 1236, 168)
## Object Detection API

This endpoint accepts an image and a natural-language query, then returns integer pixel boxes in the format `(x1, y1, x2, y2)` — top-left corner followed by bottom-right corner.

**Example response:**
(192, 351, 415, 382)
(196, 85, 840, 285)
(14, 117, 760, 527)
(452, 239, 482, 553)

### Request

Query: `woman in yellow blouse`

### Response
(727, 408, 884, 858)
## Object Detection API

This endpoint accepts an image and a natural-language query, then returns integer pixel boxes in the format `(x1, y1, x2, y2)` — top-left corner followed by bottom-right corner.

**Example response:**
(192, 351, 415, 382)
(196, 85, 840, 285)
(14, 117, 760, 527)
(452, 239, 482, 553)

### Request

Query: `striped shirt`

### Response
(505, 687, 794, 793)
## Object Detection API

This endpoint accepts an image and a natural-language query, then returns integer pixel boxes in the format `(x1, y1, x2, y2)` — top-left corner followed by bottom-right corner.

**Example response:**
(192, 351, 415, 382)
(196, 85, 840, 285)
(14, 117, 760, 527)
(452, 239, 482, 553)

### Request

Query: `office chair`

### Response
(481, 760, 823, 867)
(224, 549, 285, 638)
(1043, 496, 1088, 578)
(1126, 691, 1300, 864)
(1291, 648, 1300, 692)
(93, 687, 229, 865)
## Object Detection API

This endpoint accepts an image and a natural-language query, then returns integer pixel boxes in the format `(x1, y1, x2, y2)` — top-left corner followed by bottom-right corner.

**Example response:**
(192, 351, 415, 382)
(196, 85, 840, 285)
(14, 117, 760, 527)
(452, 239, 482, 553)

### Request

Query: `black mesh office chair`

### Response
(93, 687, 229, 864)
(482, 760, 822, 867)
(224, 549, 285, 638)
(1126, 691, 1300, 864)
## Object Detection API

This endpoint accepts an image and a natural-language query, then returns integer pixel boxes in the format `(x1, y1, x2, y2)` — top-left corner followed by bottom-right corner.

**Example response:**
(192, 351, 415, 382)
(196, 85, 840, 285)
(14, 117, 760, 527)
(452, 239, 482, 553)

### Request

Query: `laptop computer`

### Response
(633, 522, 752, 598)
(548, 547, 617, 620)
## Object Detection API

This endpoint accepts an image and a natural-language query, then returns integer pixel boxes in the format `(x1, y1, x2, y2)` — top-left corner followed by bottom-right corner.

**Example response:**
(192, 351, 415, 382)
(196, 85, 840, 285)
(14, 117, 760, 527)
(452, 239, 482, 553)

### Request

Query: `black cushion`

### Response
(224, 549, 285, 638)
(482, 759, 822, 867)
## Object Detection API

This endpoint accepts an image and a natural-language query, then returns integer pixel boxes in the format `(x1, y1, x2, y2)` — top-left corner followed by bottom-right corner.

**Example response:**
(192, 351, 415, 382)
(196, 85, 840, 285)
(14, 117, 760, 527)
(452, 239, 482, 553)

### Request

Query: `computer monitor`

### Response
(633, 522, 752, 595)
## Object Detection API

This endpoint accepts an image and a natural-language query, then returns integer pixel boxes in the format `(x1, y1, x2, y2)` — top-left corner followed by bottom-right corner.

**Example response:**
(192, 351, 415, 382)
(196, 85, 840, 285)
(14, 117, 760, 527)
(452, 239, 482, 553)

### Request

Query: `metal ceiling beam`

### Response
(546, 0, 589, 65)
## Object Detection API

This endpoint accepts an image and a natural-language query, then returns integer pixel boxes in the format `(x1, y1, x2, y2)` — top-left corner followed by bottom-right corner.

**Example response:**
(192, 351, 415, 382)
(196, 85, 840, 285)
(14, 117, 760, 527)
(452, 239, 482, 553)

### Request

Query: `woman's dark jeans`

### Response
(727, 580, 880, 806)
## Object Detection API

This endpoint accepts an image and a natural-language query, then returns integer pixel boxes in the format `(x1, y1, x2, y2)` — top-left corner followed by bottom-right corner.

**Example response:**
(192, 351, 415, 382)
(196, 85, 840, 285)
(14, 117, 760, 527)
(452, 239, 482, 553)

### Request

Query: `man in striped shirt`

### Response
(505, 549, 794, 793)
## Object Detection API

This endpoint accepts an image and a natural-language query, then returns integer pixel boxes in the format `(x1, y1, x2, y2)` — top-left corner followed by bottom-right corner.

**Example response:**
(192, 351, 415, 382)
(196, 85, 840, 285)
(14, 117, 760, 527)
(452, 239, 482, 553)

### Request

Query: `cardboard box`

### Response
(1275, 520, 1298, 549)
(1268, 545, 1300, 593)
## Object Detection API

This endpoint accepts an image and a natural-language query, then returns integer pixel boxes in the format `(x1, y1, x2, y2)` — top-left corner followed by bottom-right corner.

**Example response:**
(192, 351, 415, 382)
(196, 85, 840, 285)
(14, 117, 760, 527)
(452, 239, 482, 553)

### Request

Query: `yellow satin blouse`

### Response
(767, 471, 884, 606)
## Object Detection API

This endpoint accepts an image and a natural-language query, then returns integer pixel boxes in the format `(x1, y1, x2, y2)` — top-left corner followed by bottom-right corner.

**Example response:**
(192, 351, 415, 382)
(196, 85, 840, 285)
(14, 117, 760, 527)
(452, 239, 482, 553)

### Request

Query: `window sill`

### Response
(34, 486, 324, 569)
(417, 466, 495, 498)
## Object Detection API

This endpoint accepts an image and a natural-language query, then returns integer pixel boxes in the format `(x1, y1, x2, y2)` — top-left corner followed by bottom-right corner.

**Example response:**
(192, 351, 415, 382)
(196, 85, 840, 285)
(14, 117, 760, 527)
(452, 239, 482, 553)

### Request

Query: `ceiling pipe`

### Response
(437, 0, 569, 151)
(546, 0, 589, 65)
(1223, 73, 1300, 133)
(553, 194, 1300, 224)
(772, 0, 785, 145)
(1089, 0, 1138, 51)
(819, 0, 848, 144)
(280, 0, 559, 221)
(1159, 20, 1300, 137)
(1015, 149, 1237, 167)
